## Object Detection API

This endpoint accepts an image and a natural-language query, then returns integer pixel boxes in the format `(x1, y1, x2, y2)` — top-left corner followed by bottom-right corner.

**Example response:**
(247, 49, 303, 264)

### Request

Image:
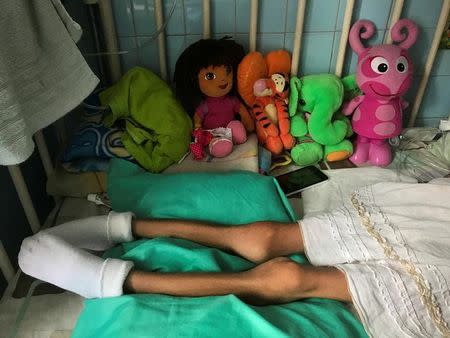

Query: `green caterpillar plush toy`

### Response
(288, 74, 356, 166)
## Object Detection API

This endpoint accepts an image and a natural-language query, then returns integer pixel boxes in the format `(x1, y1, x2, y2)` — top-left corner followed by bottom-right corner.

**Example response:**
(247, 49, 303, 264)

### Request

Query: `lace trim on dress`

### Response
(350, 192, 450, 337)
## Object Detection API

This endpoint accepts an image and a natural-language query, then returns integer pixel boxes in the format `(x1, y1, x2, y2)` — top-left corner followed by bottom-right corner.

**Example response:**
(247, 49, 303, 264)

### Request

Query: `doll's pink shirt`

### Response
(196, 96, 241, 129)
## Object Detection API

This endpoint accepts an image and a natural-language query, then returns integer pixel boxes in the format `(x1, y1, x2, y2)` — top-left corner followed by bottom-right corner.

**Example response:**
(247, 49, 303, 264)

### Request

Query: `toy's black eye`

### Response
(299, 99, 306, 106)
(205, 72, 216, 80)
(371, 57, 389, 74)
(396, 56, 408, 73)
(377, 63, 387, 73)
(378, 64, 388, 72)
(226, 65, 232, 74)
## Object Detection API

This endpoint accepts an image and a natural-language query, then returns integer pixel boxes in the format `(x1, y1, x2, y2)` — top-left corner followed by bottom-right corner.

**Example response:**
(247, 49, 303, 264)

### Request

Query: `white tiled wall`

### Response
(109, 0, 449, 126)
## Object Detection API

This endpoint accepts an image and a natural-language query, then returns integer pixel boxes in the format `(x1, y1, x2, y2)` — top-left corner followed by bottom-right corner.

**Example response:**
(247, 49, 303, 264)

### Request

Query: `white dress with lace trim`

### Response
(300, 180, 450, 338)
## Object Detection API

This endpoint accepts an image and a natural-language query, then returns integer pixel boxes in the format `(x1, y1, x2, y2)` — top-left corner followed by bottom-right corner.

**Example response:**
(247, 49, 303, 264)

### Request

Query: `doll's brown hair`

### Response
(174, 37, 245, 117)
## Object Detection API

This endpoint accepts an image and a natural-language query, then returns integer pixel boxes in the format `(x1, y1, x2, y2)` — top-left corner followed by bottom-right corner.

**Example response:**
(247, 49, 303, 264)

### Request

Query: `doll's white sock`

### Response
(44, 211, 134, 251)
(18, 232, 134, 298)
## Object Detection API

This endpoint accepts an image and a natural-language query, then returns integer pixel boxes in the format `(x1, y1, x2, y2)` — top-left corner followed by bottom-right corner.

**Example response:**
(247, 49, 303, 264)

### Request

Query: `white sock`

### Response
(44, 211, 134, 251)
(18, 232, 134, 298)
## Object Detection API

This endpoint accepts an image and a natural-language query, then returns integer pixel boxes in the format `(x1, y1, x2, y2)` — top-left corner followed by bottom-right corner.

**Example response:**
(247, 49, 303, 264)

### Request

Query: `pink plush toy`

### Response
(343, 19, 418, 166)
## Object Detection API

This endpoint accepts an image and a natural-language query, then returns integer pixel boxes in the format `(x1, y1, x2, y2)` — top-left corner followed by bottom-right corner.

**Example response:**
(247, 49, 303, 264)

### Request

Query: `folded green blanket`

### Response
(72, 160, 367, 338)
(100, 67, 192, 172)
(106, 158, 296, 223)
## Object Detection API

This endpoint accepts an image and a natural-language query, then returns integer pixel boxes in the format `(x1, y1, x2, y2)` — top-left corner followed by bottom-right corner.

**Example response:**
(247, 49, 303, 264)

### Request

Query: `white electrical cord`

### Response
(83, 0, 178, 57)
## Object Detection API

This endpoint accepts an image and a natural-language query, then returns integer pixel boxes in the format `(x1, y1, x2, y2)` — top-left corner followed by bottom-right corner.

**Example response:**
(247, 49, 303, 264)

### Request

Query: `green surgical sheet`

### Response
(72, 159, 367, 338)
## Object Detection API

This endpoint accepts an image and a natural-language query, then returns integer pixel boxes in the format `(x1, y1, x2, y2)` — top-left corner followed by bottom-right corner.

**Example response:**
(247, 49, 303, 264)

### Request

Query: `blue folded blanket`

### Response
(72, 159, 367, 338)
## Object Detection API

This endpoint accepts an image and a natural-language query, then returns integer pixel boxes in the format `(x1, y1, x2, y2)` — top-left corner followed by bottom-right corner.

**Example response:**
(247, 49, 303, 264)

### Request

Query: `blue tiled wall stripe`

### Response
(112, 0, 448, 125)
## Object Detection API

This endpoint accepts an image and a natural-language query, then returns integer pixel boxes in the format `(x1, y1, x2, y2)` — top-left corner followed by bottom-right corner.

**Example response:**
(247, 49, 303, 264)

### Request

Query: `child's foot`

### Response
(44, 211, 134, 251)
(19, 232, 134, 298)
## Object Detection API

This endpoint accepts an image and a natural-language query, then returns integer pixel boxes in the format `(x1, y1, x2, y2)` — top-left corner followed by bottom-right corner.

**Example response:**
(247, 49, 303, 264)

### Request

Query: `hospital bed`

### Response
(1, 0, 449, 336)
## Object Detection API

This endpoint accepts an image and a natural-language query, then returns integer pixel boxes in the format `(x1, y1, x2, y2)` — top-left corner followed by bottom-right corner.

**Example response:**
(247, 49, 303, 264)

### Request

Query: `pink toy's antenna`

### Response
(349, 20, 376, 55)
(391, 18, 418, 50)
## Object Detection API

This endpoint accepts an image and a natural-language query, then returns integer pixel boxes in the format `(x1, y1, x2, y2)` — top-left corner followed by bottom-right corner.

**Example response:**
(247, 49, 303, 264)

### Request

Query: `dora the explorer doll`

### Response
(174, 38, 254, 158)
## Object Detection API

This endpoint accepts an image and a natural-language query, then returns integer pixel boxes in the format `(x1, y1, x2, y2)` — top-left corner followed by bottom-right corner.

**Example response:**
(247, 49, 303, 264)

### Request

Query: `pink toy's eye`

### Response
(205, 72, 216, 80)
(371, 57, 389, 74)
(396, 56, 408, 73)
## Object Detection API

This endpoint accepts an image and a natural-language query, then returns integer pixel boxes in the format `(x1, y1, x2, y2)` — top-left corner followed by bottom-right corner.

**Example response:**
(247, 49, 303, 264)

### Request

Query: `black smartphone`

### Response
(274, 166, 329, 196)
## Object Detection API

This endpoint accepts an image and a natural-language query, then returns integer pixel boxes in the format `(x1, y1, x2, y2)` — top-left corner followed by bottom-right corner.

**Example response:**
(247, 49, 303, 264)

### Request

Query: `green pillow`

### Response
(108, 158, 297, 224)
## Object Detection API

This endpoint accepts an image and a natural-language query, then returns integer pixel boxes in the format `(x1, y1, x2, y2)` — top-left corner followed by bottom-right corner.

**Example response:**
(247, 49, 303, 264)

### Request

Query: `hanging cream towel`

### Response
(0, 0, 99, 165)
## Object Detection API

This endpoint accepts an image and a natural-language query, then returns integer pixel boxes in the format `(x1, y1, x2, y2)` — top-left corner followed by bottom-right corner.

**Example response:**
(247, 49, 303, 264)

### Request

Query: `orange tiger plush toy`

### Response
(252, 74, 295, 154)
(237, 50, 295, 155)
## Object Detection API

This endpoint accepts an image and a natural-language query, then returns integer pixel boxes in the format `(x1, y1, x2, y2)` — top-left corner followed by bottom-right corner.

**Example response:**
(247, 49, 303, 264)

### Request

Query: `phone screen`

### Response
(275, 166, 328, 196)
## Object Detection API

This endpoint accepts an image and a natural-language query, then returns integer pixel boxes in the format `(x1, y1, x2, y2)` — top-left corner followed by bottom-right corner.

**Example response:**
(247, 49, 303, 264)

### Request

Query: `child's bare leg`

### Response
(245, 258, 352, 304)
(132, 219, 304, 263)
(124, 257, 351, 305)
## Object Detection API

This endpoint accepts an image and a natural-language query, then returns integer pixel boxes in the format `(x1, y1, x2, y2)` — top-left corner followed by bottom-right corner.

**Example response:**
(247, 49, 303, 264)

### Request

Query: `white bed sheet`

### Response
(164, 134, 259, 173)
(0, 291, 83, 338)
(300, 167, 417, 217)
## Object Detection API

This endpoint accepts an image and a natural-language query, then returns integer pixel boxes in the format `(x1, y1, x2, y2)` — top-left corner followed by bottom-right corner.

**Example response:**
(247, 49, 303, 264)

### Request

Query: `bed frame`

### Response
(1, 0, 449, 293)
